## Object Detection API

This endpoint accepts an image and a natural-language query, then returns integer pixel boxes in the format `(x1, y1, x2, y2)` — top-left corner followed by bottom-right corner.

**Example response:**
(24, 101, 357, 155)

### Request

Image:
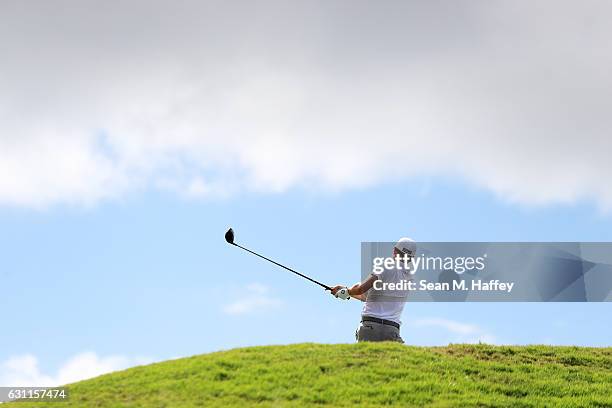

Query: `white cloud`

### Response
(1, 2, 612, 209)
(410, 317, 498, 344)
(0, 352, 152, 387)
(223, 283, 283, 316)
(413, 318, 481, 336)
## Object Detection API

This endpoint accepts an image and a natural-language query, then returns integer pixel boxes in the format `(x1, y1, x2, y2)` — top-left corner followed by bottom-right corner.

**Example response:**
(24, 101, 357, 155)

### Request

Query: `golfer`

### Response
(331, 238, 415, 343)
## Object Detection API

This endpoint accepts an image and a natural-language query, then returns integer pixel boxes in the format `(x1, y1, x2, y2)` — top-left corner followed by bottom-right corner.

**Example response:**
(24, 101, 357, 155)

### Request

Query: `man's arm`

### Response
(331, 275, 378, 301)
(348, 283, 367, 301)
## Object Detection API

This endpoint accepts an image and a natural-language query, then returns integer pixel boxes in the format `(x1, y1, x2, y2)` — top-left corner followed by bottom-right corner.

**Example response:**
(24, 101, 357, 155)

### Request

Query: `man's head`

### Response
(393, 237, 416, 258)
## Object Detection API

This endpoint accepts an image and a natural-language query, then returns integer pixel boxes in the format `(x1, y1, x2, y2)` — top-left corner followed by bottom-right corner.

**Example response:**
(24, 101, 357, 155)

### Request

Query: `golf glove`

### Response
(335, 287, 350, 300)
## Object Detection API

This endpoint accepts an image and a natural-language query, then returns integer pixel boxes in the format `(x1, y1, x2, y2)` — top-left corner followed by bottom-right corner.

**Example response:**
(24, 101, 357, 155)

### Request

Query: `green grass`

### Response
(7, 343, 612, 407)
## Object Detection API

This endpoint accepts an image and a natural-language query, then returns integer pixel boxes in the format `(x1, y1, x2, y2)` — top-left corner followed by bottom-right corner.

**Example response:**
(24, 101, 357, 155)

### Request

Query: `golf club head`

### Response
(225, 228, 235, 244)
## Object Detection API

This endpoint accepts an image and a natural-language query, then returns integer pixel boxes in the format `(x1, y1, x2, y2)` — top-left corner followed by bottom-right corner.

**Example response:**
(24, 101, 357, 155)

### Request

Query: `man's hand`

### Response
(330, 285, 350, 300)
(330, 275, 377, 300)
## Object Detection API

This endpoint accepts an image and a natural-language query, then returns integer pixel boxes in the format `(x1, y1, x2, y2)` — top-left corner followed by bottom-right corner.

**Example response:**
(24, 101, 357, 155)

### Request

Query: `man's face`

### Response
(393, 247, 413, 261)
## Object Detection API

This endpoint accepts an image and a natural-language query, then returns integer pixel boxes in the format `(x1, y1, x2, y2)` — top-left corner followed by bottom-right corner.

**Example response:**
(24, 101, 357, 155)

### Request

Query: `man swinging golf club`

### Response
(224, 227, 412, 340)
(331, 238, 416, 343)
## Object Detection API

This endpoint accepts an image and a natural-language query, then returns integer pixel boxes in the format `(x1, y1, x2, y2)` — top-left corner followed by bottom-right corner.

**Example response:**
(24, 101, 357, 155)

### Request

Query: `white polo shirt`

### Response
(361, 264, 411, 325)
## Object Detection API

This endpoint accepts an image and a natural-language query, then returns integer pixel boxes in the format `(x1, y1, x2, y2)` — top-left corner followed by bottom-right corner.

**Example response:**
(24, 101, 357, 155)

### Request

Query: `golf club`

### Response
(225, 228, 349, 299)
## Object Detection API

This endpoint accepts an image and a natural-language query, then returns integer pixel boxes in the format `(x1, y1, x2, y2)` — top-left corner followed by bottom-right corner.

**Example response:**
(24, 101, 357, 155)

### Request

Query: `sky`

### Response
(1, 0, 611, 387)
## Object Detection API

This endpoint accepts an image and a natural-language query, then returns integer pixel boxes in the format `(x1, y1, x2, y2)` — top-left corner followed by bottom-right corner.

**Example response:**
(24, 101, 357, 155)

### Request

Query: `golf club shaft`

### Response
(232, 243, 332, 290)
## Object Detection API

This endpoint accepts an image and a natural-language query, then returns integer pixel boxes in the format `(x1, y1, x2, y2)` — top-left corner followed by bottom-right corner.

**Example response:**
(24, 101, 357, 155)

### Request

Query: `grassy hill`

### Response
(6, 343, 611, 407)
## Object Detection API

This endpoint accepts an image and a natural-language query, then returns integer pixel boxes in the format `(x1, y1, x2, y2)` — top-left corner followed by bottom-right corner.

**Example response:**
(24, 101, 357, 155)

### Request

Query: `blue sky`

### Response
(2, 178, 611, 384)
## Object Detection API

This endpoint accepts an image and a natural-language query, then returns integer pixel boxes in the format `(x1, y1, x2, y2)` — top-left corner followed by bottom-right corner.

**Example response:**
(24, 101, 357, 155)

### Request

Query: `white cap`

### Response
(394, 237, 416, 257)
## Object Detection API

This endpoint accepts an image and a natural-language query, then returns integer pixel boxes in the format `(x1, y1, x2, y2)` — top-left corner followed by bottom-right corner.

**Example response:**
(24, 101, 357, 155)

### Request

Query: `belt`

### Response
(361, 316, 400, 329)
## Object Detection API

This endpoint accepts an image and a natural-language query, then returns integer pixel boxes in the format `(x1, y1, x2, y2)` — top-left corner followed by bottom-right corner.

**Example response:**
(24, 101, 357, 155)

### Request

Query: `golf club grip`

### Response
(233, 243, 332, 290)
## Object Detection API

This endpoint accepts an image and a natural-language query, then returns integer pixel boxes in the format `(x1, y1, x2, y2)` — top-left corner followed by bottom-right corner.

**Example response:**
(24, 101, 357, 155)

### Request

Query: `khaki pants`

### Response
(356, 320, 404, 343)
